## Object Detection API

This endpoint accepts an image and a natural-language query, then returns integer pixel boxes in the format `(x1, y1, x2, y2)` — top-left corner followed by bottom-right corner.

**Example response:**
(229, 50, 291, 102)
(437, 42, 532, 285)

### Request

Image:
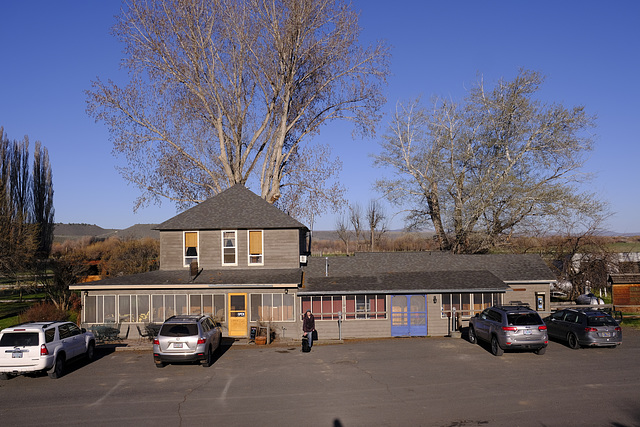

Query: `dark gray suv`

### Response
(153, 315, 222, 368)
(468, 305, 548, 356)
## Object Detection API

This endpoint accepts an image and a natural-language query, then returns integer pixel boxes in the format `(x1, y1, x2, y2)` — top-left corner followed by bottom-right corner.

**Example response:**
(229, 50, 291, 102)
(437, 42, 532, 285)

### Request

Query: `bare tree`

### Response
(334, 214, 352, 254)
(374, 69, 601, 254)
(366, 199, 387, 251)
(348, 203, 364, 252)
(86, 0, 389, 218)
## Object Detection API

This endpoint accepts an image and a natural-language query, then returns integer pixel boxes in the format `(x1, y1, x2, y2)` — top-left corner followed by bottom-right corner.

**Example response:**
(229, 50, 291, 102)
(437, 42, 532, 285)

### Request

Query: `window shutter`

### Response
(185, 232, 197, 248)
(249, 231, 262, 255)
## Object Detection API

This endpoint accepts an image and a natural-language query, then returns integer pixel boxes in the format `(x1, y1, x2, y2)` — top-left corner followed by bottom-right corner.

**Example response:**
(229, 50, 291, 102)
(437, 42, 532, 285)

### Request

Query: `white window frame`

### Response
(247, 230, 264, 266)
(222, 230, 237, 266)
(183, 231, 199, 267)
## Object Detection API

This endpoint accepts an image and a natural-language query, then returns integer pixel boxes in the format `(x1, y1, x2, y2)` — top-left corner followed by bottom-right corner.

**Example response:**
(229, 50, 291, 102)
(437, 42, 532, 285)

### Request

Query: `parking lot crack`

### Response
(178, 375, 214, 426)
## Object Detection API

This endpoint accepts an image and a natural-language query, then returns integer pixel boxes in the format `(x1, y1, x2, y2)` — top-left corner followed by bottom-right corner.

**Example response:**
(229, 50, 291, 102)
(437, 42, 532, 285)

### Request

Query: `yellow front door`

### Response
(228, 293, 247, 337)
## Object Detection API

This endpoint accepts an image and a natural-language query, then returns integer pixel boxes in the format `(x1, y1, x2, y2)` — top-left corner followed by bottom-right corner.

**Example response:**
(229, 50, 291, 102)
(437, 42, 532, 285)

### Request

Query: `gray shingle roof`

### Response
(71, 268, 303, 289)
(299, 252, 554, 294)
(155, 184, 308, 231)
(301, 270, 508, 294)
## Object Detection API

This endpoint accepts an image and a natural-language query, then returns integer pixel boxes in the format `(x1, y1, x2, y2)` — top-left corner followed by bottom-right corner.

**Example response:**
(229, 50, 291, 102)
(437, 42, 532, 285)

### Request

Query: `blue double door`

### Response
(391, 295, 428, 337)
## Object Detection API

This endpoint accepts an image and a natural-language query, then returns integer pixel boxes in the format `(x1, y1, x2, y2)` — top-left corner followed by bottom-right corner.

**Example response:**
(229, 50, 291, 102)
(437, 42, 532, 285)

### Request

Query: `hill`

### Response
(53, 223, 159, 243)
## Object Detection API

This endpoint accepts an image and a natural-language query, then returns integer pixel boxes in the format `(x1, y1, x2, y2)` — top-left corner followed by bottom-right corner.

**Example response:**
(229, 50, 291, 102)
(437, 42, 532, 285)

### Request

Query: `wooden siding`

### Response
(159, 228, 301, 270)
(613, 284, 640, 312)
(159, 231, 184, 270)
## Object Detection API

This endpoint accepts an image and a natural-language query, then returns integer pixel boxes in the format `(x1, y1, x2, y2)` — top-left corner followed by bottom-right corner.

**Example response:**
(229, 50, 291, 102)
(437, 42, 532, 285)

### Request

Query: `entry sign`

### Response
(237, 312, 245, 317)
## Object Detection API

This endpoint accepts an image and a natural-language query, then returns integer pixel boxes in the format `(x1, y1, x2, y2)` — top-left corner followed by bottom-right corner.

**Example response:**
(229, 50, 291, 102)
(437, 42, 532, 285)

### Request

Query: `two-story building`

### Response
(71, 184, 556, 340)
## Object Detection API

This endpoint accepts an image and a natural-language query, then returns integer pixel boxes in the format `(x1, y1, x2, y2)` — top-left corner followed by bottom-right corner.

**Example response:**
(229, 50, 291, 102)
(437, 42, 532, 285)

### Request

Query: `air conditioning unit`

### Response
(299, 255, 308, 264)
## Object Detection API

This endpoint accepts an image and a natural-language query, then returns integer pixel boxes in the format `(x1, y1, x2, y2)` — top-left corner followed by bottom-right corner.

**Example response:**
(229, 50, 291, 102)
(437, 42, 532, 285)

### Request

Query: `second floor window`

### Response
(223, 231, 237, 265)
(248, 230, 263, 265)
(184, 231, 198, 267)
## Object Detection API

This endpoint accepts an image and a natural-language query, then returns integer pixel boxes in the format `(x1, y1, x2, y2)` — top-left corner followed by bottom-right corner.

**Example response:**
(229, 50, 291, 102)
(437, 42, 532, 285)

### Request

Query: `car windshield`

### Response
(507, 313, 542, 326)
(0, 332, 39, 347)
(160, 324, 198, 337)
(587, 316, 617, 327)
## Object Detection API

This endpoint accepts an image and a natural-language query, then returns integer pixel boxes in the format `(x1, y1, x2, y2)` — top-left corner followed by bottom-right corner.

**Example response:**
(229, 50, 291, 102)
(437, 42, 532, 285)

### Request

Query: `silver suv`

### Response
(0, 321, 95, 379)
(468, 305, 548, 356)
(153, 315, 222, 368)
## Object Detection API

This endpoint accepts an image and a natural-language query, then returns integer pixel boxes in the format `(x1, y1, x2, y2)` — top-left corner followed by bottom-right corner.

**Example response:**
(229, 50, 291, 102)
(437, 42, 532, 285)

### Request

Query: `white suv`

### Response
(0, 321, 96, 379)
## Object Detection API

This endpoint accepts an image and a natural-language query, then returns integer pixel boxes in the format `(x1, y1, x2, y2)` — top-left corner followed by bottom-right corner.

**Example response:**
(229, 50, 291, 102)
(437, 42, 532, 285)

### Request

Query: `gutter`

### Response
(70, 283, 300, 291)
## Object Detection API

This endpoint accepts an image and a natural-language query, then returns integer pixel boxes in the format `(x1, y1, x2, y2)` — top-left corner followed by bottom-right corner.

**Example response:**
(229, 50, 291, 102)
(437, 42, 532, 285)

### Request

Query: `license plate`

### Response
(600, 332, 611, 337)
(12, 352, 23, 358)
(173, 343, 183, 348)
(524, 330, 532, 335)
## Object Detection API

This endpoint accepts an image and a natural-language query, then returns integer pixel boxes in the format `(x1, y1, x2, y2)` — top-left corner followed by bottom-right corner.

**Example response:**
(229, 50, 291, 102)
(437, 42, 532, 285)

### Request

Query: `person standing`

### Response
(302, 309, 316, 349)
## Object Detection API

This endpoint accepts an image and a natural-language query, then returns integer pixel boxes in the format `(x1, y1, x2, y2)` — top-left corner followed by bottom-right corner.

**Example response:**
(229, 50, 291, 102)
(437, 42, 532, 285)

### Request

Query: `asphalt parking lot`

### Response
(1, 329, 639, 427)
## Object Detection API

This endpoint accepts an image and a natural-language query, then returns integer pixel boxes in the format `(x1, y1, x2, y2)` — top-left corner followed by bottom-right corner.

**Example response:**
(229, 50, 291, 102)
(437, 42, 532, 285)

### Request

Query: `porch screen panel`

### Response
(118, 295, 131, 323)
(321, 298, 334, 320)
(283, 294, 294, 321)
(473, 293, 484, 312)
(272, 294, 282, 321)
(301, 297, 312, 314)
(312, 298, 322, 316)
(203, 295, 213, 316)
(97, 296, 104, 323)
(213, 295, 225, 321)
(461, 294, 471, 315)
(345, 296, 356, 320)
(166, 295, 175, 318)
(176, 295, 188, 315)
(104, 296, 116, 323)
(410, 295, 425, 326)
(152, 295, 164, 323)
(370, 295, 387, 319)
(85, 296, 97, 323)
(392, 296, 407, 326)
(190, 295, 201, 314)
(250, 294, 260, 321)
(137, 295, 150, 322)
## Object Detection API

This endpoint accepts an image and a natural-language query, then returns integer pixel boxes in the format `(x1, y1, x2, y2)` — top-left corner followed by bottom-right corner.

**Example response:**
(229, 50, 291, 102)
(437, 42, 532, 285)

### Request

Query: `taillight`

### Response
(538, 325, 547, 331)
(585, 327, 598, 332)
(615, 327, 622, 332)
(153, 339, 159, 345)
(502, 326, 518, 331)
(197, 338, 206, 344)
(40, 344, 49, 356)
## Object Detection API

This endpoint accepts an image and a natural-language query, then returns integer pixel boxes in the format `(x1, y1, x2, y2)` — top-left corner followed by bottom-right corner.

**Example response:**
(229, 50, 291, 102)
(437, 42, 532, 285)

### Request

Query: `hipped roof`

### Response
(155, 184, 308, 231)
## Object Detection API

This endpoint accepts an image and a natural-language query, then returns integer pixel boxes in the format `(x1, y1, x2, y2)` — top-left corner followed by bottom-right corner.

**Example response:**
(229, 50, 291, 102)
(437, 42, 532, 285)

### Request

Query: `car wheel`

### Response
(491, 335, 504, 356)
(155, 361, 165, 368)
(468, 326, 477, 344)
(86, 342, 95, 362)
(201, 346, 213, 368)
(567, 333, 580, 349)
(48, 354, 65, 379)
(535, 346, 546, 355)
(0, 372, 11, 380)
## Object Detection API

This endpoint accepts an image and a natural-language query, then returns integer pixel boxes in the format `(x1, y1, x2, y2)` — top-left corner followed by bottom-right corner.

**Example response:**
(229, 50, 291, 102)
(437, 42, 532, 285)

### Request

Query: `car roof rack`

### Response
(10, 321, 58, 329)
(495, 302, 531, 310)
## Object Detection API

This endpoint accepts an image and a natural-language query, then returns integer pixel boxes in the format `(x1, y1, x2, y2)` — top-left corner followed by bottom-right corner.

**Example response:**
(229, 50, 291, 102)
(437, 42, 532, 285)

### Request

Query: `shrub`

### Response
(19, 302, 69, 323)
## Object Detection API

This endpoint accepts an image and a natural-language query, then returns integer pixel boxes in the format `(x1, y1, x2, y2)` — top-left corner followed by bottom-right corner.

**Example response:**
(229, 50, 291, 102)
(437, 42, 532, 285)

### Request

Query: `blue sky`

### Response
(1, 1, 638, 233)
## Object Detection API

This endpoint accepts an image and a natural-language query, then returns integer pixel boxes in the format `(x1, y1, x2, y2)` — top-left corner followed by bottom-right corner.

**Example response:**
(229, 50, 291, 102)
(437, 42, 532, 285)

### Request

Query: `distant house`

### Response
(71, 185, 556, 339)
